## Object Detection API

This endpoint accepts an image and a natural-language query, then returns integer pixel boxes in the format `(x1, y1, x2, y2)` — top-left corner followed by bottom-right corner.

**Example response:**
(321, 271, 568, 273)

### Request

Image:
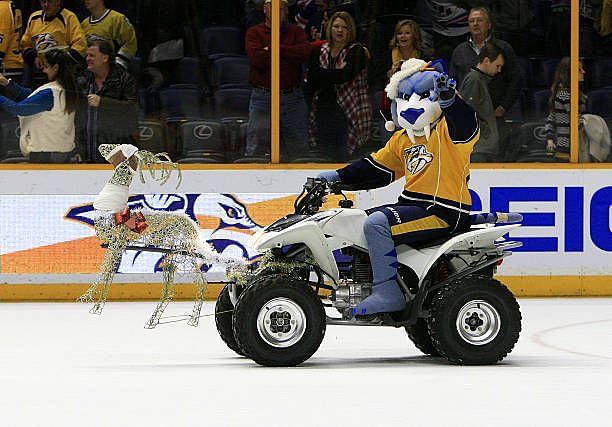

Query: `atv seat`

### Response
(405, 213, 522, 250)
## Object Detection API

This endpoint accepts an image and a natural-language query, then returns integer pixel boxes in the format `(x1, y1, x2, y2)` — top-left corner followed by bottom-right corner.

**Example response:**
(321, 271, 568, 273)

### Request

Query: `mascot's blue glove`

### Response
(430, 72, 457, 108)
(317, 170, 340, 183)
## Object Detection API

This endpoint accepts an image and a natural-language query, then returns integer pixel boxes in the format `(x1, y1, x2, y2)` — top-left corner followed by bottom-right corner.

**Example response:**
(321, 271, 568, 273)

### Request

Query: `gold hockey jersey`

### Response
(0, 0, 22, 69)
(337, 96, 480, 214)
(21, 8, 86, 57)
(81, 9, 137, 61)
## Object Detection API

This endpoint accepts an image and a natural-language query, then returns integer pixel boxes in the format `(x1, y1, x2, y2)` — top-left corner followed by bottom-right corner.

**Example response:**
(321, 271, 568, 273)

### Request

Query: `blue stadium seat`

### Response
(590, 57, 612, 89)
(516, 56, 532, 88)
(213, 56, 250, 89)
(587, 88, 612, 119)
(220, 117, 249, 161)
(171, 57, 201, 86)
(214, 88, 251, 118)
(0, 119, 27, 163)
(513, 121, 553, 162)
(531, 89, 552, 120)
(159, 86, 202, 122)
(137, 120, 167, 153)
(200, 26, 245, 60)
(178, 120, 227, 162)
(530, 58, 560, 89)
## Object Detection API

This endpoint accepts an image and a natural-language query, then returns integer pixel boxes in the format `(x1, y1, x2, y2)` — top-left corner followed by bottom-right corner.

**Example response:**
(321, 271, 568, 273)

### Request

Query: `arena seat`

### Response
(0, 119, 27, 163)
(531, 89, 552, 120)
(513, 121, 554, 162)
(590, 57, 612, 89)
(220, 117, 249, 161)
(159, 86, 202, 122)
(214, 88, 251, 118)
(213, 56, 250, 89)
(178, 120, 226, 162)
(171, 57, 201, 86)
(200, 26, 244, 60)
(587, 88, 612, 119)
(137, 120, 168, 153)
(516, 56, 532, 88)
(530, 58, 560, 89)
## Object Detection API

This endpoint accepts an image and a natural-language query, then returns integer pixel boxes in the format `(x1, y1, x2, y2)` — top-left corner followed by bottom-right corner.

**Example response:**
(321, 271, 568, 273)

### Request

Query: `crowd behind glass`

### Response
(0, 0, 609, 164)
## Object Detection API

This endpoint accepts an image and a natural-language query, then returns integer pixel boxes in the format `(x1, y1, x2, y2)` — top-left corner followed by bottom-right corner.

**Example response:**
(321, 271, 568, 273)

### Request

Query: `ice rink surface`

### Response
(1, 297, 610, 427)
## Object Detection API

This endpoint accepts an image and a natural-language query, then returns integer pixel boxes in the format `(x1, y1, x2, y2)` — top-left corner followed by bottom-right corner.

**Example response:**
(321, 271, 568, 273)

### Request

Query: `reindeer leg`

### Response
(80, 241, 125, 315)
(145, 254, 177, 329)
(188, 258, 208, 327)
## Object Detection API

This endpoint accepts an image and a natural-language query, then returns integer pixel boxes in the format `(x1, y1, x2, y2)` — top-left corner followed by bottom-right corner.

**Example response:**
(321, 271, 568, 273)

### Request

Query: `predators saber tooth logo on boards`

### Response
(403, 144, 433, 175)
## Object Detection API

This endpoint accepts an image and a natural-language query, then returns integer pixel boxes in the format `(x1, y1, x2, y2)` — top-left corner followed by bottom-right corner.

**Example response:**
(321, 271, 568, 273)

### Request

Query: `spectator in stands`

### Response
(546, 0, 570, 57)
(76, 39, 137, 163)
(545, 57, 586, 160)
(81, 0, 137, 70)
(449, 7, 521, 161)
(460, 42, 505, 162)
(378, 19, 423, 139)
(425, 0, 469, 64)
(385, 19, 423, 79)
(0, 1, 24, 83)
(245, 0, 312, 161)
(295, 0, 322, 41)
(307, 11, 371, 162)
(0, 48, 78, 162)
(21, 0, 87, 85)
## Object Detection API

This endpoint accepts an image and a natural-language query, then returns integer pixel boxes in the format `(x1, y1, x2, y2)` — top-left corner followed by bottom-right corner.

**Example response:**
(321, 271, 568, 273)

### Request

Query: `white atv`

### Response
(215, 178, 522, 367)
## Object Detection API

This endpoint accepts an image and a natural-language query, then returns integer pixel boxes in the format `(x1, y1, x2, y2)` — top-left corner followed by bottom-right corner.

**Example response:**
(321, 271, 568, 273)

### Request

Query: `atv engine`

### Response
(331, 247, 373, 316)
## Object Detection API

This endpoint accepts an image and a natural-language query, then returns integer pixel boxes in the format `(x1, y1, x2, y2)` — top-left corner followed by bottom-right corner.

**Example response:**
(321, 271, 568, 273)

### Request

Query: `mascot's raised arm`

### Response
(318, 58, 480, 315)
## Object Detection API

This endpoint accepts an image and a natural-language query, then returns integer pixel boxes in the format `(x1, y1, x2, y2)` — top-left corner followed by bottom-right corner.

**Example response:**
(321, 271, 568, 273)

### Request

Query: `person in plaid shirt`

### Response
(307, 10, 371, 162)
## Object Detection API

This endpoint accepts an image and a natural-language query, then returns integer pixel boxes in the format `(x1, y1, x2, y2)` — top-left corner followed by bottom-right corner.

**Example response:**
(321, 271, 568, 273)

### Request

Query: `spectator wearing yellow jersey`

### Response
(0, 0, 23, 82)
(82, 0, 137, 70)
(21, 0, 87, 74)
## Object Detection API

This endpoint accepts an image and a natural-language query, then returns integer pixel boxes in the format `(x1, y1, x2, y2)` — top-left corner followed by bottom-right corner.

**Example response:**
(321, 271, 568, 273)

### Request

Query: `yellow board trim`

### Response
(1, 276, 611, 301)
(390, 215, 449, 236)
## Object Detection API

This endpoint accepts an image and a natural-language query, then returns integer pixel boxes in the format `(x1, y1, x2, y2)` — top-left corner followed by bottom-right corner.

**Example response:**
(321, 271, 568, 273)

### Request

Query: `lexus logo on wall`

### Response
(139, 126, 154, 141)
(193, 124, 213, 140)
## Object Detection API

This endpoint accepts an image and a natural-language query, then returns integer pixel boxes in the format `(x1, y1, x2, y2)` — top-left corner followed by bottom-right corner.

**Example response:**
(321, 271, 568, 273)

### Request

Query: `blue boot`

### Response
(353, 279, 406, 315)
(354, 211, 407, 315)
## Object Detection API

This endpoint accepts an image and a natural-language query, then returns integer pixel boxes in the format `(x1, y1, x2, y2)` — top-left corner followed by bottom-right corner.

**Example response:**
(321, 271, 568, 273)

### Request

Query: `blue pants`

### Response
(364, 204, 468, 285)
(246, 87, 309, 160)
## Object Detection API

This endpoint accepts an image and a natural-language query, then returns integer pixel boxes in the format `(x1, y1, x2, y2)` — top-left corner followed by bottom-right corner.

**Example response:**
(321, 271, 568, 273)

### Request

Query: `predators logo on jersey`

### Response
(403, 144, 433, 175)
(33, 33, 58, 51)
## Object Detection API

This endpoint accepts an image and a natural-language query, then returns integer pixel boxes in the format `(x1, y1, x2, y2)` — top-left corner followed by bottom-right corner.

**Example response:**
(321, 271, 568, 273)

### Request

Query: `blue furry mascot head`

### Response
(384, 58, 454, 144)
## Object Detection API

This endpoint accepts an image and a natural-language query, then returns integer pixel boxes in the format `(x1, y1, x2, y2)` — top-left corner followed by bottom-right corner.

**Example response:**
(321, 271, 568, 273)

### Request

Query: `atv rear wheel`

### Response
(232, 277, 326, 367)
(427, 275, 521, 365)
(405, 318, 440, 356)
(215, 284, 244, 356)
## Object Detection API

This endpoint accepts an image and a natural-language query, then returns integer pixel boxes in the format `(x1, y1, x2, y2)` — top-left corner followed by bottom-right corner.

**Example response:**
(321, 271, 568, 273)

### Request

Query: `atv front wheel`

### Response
(232, 277, 326, 366)
(427, 275, 521, 365)
(405, 318, 440, 356)
(215, 284, 244, 356)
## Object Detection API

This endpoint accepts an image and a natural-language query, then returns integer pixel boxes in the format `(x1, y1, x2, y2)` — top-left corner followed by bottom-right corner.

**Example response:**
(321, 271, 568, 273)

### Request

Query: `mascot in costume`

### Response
(319, 59, 480, 315)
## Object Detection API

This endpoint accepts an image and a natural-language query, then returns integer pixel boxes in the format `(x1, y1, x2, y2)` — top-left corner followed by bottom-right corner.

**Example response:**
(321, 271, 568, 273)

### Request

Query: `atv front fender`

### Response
(252, 221, 340, 283)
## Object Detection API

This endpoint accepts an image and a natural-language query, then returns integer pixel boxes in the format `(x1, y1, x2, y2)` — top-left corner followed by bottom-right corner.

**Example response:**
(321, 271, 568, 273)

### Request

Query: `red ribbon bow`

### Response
(114, 207, 148, 233)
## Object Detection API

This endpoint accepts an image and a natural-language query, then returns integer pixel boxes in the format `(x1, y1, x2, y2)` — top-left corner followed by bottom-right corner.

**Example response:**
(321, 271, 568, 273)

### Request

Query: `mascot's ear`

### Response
(429, 59, 448, 74)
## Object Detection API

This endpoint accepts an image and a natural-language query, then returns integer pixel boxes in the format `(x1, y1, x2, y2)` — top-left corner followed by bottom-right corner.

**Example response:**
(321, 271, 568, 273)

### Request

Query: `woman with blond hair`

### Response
(386, 19, 423, 78)
(307, 11, 372, 162)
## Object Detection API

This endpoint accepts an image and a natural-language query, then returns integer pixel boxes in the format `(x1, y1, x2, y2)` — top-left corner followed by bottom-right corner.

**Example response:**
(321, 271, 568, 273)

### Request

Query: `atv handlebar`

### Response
(295, 178, 355, 215)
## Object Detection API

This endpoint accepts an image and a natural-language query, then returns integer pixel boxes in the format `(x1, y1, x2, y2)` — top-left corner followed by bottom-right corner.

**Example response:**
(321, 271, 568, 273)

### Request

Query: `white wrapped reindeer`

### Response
(79, 144, 244, 328)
